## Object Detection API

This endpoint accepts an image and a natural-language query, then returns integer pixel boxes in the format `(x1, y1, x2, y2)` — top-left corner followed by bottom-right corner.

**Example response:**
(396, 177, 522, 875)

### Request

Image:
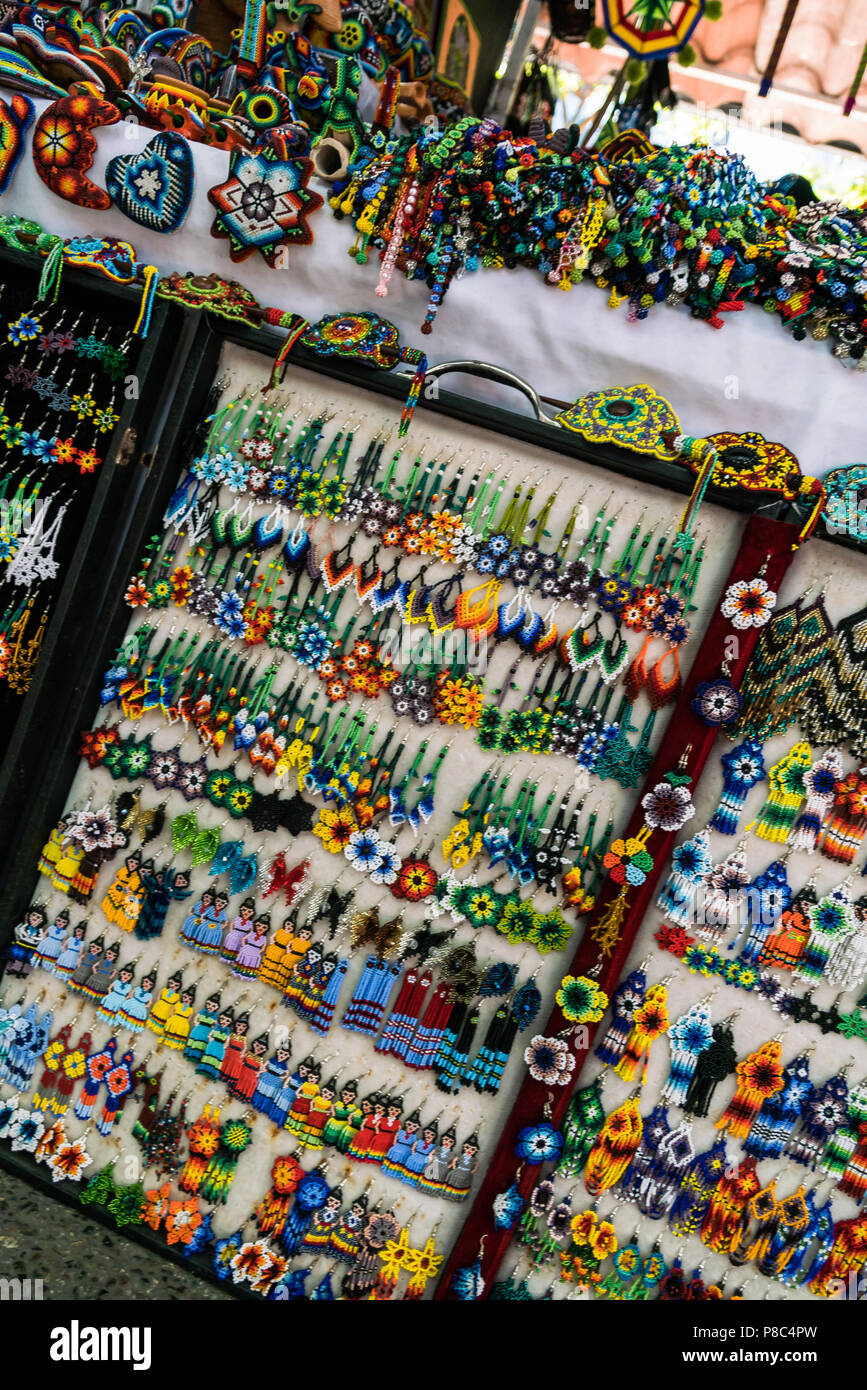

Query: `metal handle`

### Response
(397, 358, 560, 427)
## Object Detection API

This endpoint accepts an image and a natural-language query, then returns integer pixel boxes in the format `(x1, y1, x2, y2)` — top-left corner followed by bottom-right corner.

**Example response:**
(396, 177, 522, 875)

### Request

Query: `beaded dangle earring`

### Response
(585, 1089, 643, 1196)
(661, 993, 715, 1107)
(700, 1155, 761, 1256)
(796, 879, 857, 982)
(749, 742, 812, 842)
(614, 977, 671, 1084)
(620, 1102, 671, 1206)
(668, 1133, 730, 1240)
(198, 1113, 254, 1206)
(826, 894, 867, 990)
(786, 1063, 853, 1167)
(744, 1050, 814, 1161)
(683, 1012, 738, 1118)
(467, 974, 542, 1096)
(694, 841, 749, 946)
(657, 828, 712, 926)
(758, 876, 817, 972)
(715, 1036, 785, 1140)
(819, 769, 867, 865)
(595, 960, 648, 1069)
(708, 740, 766, 836)
(640, 1119, 697, 1221)
(789, 748, 844, 852)
(737, 857, 793, 964)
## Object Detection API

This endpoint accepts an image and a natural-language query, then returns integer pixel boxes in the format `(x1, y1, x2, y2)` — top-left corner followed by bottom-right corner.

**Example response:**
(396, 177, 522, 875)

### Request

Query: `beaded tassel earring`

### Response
(620, 1103, 671, 1205)
(198, 1114, 253, 1205)
(403, 976, 458, 1070)
(799, 602, 867, 754)
(708, 740, 766, 836)
(744, 1052, 813, 1161)
(758, 1187, 814, 1281)
(661, 994, 715, 1107)
(341, 953, 402, 1035)
(838, 1111, 867, 1203)
(715, 1037, 785, 1140)
(434, 996, 480, 1094)
(728, 1176, 781, 1268)
(585, 1091, 643, 1196)
(178, 1103, 222, 1195)
(821, 1076, 867, 1184)
(683, 1015, 738, 1118)
(639, 1121, 696, 1221)
(375, 962, 432, 1058)
(700, 1156, 761, 1255)
(809, 1215, 867, 1298)
(786, 1066, 852, 1167)
(557, 1072, 607, 1178)
(796, 879, 857, 982)
(789, 748, 844, 852)
(668, 1135, 730, 1239)
(594, 961, 647, 1067)
(614, 978, 670, 1084)
(656, 828, 711, 926)
(467, 975, 541, 1096)
(730, 602, 799, 739)
(737, 857, 793, 964)
(749, 742, 812, 842)
(819, 769, 867, 864)
(826, 894, 867, 991)
(778, 1190, 834, 1289)
(757, 877, 817, 971)
(696, 843, 749, 945)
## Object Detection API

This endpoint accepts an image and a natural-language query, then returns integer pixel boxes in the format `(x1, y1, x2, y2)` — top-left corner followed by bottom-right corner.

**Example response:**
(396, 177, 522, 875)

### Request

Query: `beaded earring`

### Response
(749, 742, 812, 842)
(826, 894, 867, 990)
(789, 748, 844, 852)
(557, 1073, 607, 1178)
(700, 1156, 761, 1255)
(198, 1114, 253, 1205)
(585, 1090, 643, 1196)
(757, 877, 817, 972)
(819, 769, 867, 864)
(614, 978, 671, 1084)
(694, 841, 749, 945)
(657, 827, 712, 926)
(708, 739, 766, 835)
(668, 1133, 730, 1239)
(661, 993, 715, 1107)
(620, 1101, 670, 1206)
(640, 1119, 696, 1221)
(595, 961, 648, 1067)
(796, 879, 857, 981)
(715, 1036, 784, 1140)
(683, 1014, 738, 1118)
(745, 1051, 814, 1162)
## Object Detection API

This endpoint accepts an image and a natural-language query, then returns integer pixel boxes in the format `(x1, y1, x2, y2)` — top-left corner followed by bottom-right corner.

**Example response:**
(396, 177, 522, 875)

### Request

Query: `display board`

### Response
(0, 330, 757, 1298)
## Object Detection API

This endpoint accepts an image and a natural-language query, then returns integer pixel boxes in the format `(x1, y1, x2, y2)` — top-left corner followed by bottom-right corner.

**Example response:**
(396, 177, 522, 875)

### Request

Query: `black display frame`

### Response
(0, 272, 858, 1299)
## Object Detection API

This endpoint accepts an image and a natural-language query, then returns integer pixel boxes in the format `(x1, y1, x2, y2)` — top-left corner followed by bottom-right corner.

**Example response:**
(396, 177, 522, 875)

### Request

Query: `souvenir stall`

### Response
(0, 0, 865, 1304)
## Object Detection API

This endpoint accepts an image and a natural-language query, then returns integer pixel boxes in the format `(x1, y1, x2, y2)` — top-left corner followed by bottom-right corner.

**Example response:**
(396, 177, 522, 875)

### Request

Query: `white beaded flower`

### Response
(720, 577, 777, 629)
